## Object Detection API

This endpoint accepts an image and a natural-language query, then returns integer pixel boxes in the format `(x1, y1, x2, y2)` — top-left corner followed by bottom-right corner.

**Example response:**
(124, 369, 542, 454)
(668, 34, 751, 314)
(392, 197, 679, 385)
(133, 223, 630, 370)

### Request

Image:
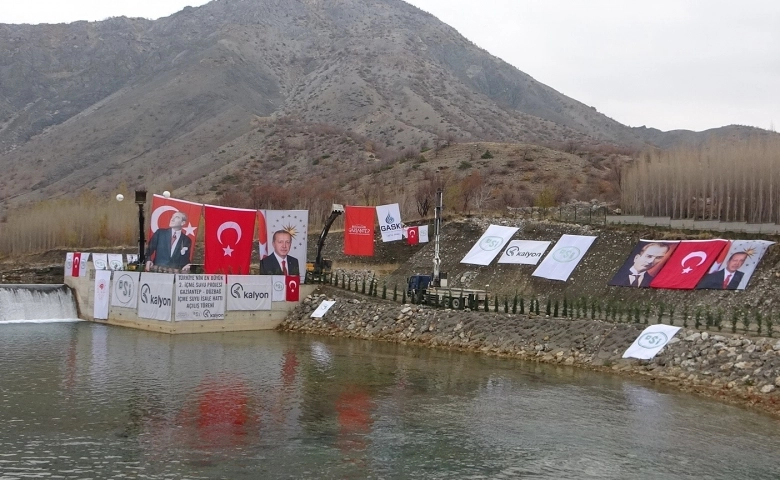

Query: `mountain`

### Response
(0, 0, 766, 207)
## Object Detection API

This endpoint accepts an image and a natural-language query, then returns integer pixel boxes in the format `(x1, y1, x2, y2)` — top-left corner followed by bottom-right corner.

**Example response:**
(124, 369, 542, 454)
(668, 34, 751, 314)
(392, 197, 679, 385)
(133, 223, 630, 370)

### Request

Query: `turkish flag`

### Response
(257, 210, 268, 260)
(650, 240, 728, 289)
(204, 205, 257, 275)
(344, 206, 375, 256)
(285, 275, 300, 302)
(72, 252, 81, 277)
(148, 194, 203, 264)
(407, 226, 419, 245)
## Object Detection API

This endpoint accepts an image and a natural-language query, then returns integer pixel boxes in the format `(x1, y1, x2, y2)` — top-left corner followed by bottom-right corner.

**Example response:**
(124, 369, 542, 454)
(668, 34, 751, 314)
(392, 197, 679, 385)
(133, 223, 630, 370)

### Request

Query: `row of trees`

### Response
(621, 135, 780, 223)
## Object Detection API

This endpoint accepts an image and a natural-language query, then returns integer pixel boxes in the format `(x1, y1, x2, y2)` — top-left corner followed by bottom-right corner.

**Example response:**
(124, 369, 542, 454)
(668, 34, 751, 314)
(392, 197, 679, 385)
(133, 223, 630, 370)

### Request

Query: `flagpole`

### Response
(135, 189, 147, 266)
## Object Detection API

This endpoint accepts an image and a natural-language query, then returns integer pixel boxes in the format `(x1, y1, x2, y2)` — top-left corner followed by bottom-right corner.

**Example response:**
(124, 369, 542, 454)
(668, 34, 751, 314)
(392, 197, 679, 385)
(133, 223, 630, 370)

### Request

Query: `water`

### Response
(0, 285, 79, 323)
(1, 322, 779, 479)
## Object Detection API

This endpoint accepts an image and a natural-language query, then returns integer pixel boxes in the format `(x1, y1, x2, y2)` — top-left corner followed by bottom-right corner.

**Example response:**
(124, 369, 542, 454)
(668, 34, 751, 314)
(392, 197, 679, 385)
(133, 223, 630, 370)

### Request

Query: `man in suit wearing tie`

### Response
(696, 252, 747, 290)
(610, 242, 671, 287)
(260, 230, 300, 275)
(145, 211, 193, 272)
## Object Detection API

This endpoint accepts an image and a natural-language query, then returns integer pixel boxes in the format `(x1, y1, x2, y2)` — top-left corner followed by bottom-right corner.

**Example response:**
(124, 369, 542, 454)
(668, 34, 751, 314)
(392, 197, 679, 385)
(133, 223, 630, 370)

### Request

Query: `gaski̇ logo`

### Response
(140, 284, 171, 308)
(479, 236, 503, 251)
(231, 283, 268, 300)
(380, 211, 401, 231)
(504, 246, 541, 257)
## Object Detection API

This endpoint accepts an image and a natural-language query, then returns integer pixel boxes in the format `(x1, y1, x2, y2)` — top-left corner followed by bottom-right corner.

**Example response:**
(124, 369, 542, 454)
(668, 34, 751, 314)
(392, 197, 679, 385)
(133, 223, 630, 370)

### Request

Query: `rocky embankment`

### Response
(282, 286, 780, 418)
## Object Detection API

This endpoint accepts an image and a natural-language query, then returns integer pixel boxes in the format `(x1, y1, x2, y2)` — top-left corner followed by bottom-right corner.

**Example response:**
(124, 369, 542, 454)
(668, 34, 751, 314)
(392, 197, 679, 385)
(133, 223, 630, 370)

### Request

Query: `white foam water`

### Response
(0, 285, 80, 322)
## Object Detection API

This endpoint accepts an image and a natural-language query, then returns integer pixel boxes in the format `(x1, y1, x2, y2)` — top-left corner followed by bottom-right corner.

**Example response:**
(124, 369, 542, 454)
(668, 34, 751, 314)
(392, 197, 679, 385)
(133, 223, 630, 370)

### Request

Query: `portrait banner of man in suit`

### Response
(146, 195, 203, 272)
(609, 240, 677, 288)
(696, 239, 774, 290)
(263, 210, 308, 280)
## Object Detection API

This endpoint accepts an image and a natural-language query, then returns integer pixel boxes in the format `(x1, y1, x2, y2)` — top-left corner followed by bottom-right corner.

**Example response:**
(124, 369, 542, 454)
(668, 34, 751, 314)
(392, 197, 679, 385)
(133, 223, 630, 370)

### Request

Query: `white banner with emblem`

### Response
(272, 275, 286, 302)
(93, 270, 112, 320)
(175, 274, 226, 321)
(227, 275, 272, 311)
(376, 203, 403, 242)
(111, 271, 140, 308)
(623, 324, 681, 360)
(532, 234, 597, 281)
(138, 273, 174, 321)
(460, 225, 519, 265)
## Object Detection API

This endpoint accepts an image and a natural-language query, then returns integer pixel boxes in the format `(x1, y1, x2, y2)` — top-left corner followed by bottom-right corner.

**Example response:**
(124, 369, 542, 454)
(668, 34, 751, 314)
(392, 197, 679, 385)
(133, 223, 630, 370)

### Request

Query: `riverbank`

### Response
(281, 286, 780, 418)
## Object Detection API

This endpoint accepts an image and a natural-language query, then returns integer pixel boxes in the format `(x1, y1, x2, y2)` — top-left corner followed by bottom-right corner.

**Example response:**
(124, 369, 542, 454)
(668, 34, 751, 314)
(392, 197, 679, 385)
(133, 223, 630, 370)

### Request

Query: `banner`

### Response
(532, 235, 597, 281)
(93, 270, 111, 320)
(407, 226, 419, 245)
(419, 225, 429, 243)
(264, 210, 309, 278)
(175, 274, 226, 321)
(650, 239, 728, 289)
(497, 240, 551, 265)
(147, 195, 203, 271)
(311, 300, 336, 318)
(111, 271, 140, 308)
(257, 210, 269, 260)
(79, 253, 89, 277)
(622, 325, 682, 360)
(108, 254, 124, 271)
(92, 253, 108, 270)
(138, 273, 174, 321)
(272, 275, 286, 302)
(376, 203, 403, 242)
(696, 239, 774, 290)
(609, 240, 679, 288)
(286, 275, 300, 302)
(204, 204, 256, 275)
(461, 225, 519, 265)
(227, 275, 272, 311)
(71, 252, 82, 277)
(65, 253, 74, 277)
(344, 206, 375, 256)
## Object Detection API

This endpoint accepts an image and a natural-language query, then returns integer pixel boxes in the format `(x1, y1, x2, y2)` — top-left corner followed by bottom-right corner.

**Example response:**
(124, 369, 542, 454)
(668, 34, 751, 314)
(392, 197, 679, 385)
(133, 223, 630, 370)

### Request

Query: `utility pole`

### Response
(432, 188, 442, 287)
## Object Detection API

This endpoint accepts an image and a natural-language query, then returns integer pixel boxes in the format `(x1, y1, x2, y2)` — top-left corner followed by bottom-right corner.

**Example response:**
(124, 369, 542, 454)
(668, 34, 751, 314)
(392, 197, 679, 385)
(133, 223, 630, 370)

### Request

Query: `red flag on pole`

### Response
(72, 252, 81, 277)
(148, 194, 203, 266)
(257, 210, 269, 260)
(650, 240, 728, 289)
(407, 226, 419, 246)
(204, 205, 257, 275)
(285, 275, 300, 302)
(344, 206, 375, 256)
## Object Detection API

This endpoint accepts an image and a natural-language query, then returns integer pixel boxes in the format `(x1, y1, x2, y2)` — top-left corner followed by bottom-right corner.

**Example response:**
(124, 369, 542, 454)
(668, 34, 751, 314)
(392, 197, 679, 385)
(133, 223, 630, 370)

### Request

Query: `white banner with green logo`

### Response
(460, 225, 519, 265)
(532, 234, 597, 281)
(623, 324, 681, 359)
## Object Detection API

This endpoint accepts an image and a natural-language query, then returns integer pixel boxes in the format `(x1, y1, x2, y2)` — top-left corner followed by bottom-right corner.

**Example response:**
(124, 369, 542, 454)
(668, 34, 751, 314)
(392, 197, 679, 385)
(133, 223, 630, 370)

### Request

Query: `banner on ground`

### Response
(532, 235, 597, 281)
(93, 270, 111, 320)
(650, 239, 728, 289)
(461, 225, 519, 265)
(344, 206, 375, 256)
(311, 300, 336, 318)
(609, 240, 679, 288)
(148, 194, 203, 267)
(264, 210, 309, 279)
(111, 271, 140, 308)
(498, 240, 551, 265)
(376, 203, 403, 242)
(227, 275, 272, 311)
(204, 204, 256, 275)
(92, 253, 108, 270)
(623, 324, 682, 360)
(696, 239, 774, 290)
(108, 254, 124, 271)
(175, 274, 225, 321)
(138, 273, 174, 321)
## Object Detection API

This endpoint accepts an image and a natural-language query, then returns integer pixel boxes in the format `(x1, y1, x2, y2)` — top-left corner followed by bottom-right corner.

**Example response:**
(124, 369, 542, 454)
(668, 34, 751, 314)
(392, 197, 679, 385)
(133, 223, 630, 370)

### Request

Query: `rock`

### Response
(701, 332, 709, 341)
(760, 385, 775, 394)
(685, 333, 702, 342)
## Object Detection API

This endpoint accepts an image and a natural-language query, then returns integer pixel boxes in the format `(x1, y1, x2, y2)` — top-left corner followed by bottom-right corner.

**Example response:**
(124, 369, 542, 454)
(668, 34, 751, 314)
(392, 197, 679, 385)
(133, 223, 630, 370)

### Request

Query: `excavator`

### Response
(305, 204, 344, 282)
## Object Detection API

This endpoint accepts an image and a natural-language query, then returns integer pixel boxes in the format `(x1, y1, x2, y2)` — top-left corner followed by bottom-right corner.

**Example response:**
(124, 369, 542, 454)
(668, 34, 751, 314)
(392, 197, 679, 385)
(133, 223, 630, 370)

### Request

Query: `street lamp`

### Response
(135, 189, 147, 266)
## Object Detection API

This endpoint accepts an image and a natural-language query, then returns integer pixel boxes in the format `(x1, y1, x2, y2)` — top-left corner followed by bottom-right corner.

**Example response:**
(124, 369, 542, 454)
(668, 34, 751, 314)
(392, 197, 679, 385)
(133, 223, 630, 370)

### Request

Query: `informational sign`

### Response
(623, 325, 681, 360)
(532, 235, 597, 281)
(92, 253, 109, 270)
(175, 274, 226, 321)
(138, 273, 174, 321)
(111, 271, 140, 308)
(497, 240, 551, 265)
(461, 225, 519, 265)
(311, 300, 336, 318)
(227, 275, 272, 311)
(93, 270, 111, 319)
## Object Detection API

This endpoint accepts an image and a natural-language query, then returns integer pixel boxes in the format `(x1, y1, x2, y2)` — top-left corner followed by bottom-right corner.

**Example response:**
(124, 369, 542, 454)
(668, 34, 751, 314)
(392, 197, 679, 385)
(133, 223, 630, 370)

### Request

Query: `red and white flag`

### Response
(286, 275, 300, 302)
(344, 206, 375, 256)
(71, 252, 82, 277)
(650, 239, 728, 289)
(257, 209, 269, 260)
(148, 194, 203, 264)
(407, 226, 419, 246)
(204, 205, 257, 275)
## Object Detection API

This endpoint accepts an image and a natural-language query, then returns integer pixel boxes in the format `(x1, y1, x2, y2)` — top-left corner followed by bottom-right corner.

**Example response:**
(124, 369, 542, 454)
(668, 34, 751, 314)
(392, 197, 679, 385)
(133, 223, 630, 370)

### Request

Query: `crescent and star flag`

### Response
(650, 239, 728, 289)
(376, 203, 403, 242)
(204, 205, 257, 275)
(257, 209, 268, 260)
(344, 206, 375, 256)
(461, 225, 519, 265)
(149, 194, 203, 265)
(407, 226, 419, 245)
(71, 252, 81, 277)
(286, 275, 300, 302)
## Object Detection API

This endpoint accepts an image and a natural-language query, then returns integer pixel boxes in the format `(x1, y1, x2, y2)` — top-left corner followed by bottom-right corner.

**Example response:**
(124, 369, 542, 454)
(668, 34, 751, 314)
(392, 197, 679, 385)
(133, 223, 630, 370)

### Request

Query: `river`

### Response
(1, 322, 779, 479)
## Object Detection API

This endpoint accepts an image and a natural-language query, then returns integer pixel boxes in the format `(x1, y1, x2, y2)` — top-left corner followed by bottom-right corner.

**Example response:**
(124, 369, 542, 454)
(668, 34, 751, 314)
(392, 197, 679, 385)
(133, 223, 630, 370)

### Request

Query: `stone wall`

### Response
(282, 286, 780, 417)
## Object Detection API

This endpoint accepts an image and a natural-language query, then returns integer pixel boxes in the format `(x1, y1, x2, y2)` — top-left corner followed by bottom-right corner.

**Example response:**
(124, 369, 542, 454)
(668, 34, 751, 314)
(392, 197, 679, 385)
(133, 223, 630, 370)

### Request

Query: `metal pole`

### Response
(432, 189, 442, 287)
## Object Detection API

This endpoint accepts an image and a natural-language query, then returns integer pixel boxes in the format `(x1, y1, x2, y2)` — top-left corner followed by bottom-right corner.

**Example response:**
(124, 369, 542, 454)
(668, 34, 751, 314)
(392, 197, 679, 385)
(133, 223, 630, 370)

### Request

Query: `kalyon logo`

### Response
(504, 246, 541, 258)
(348, 224, 372, 235)
(230, 283, 269, 300)
(140, 284, 172, 308)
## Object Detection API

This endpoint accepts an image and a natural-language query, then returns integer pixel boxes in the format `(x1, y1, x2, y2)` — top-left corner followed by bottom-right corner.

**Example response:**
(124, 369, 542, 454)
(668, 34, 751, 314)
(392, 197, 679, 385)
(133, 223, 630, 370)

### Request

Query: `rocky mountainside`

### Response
(0, 0, 767, 207)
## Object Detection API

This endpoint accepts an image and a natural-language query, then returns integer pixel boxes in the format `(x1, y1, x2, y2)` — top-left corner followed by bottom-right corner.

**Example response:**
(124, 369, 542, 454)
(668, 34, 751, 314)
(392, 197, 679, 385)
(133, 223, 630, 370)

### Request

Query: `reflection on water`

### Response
(1, 322, 780, 479)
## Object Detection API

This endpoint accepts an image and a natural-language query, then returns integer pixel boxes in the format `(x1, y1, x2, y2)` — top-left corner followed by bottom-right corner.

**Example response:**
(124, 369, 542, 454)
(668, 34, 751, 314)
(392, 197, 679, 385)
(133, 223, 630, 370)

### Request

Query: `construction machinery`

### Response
(305, 204, 344, 282)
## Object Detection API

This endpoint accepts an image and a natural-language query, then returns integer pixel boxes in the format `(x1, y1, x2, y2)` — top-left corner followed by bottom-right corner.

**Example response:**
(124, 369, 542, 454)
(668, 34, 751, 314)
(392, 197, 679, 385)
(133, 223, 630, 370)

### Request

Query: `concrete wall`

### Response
(607, 215, 780, 234)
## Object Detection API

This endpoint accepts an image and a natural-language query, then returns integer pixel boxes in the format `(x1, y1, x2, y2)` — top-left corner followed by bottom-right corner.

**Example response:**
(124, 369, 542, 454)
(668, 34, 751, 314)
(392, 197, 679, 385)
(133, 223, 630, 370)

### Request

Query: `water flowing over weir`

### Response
(0, 284, 79, 323)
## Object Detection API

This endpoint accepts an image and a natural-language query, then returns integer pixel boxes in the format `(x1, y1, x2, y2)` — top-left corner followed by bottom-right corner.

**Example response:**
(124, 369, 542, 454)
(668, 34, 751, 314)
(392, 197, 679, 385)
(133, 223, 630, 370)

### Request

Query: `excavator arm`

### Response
(313, 204, 344, 275)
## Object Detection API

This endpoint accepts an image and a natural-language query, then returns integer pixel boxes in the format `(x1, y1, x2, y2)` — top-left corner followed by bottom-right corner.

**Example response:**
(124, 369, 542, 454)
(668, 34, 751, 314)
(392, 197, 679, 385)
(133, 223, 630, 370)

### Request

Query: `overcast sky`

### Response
(2, 0, 778, 133)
